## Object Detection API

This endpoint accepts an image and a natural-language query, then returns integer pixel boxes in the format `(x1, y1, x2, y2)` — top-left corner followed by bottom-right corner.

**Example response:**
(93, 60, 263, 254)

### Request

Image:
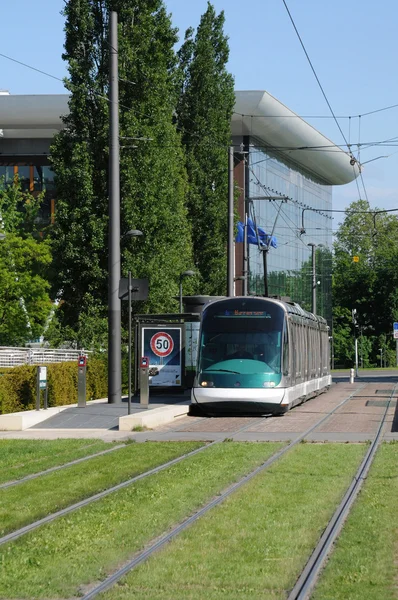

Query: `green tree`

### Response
(332, 199, 398, 366)
(0, 179, 52, 345)
(50, 0, 193, 335)
(176, 2, 235, 295)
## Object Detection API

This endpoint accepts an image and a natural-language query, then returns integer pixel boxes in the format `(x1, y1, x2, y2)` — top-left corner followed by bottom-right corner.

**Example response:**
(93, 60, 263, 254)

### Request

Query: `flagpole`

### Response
(227, 146, 234, 297)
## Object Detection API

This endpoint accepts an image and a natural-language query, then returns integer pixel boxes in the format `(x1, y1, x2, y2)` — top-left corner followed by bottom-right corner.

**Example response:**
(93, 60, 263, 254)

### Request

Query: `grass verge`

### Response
(0, 442, 283, 599)
(0, 438, 118, 483)
(0, 441, 203, 535)
(311, 442, 398, 600)
(97, 443, 368, 600)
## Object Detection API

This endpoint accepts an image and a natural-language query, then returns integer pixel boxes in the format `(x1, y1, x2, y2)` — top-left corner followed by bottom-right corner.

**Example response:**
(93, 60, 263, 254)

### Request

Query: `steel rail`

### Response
(80, 383, 366, 600)
(287, 383, 397, 600)
(0, 444, 126, 490)
(0, 442, 218, 547)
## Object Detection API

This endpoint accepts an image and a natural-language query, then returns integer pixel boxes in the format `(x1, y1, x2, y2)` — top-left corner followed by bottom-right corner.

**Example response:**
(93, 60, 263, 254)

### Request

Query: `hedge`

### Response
(0, 358, 108, 415)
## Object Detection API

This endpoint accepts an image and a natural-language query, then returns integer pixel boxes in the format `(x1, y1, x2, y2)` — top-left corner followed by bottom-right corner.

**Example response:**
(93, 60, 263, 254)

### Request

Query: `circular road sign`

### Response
(150, 332, 174, 358)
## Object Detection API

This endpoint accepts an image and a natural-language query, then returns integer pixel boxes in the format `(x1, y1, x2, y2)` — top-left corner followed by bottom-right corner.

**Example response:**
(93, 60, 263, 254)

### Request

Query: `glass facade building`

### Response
(232, 91, 360, 329)
(247, 139, 333, 323)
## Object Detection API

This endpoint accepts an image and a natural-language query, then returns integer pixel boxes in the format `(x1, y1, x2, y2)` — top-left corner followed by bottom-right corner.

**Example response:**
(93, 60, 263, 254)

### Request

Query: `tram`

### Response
(191, 296, 331, 415)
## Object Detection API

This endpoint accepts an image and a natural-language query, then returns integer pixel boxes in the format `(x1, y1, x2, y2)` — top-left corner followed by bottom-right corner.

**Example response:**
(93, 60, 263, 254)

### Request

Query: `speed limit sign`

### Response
(150, 332, 174, 357)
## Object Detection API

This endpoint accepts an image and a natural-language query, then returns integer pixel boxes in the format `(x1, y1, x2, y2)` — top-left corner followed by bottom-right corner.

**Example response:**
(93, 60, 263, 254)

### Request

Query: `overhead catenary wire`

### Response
(280, 0, 351, 155)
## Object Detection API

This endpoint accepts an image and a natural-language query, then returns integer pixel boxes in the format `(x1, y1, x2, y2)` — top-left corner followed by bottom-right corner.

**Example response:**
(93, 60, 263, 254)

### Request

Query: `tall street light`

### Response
(307, 243, 324, 314)
(108, 10, 121, 404)
(179, 270, 195, 314)
(124, 230, 143, 415)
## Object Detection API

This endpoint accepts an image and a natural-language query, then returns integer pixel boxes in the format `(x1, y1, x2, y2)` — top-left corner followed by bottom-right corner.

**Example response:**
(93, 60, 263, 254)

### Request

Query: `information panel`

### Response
(141, 326, 182, 387)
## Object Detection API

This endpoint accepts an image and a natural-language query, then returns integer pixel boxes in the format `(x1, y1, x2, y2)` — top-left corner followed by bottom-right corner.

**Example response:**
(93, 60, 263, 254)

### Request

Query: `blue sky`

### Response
(2, 0, 398, 225)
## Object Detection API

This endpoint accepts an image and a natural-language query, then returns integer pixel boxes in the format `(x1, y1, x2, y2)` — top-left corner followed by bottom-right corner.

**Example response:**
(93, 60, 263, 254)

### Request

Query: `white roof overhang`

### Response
(231, 90, 360, 185)
(0, 95, 68, 133)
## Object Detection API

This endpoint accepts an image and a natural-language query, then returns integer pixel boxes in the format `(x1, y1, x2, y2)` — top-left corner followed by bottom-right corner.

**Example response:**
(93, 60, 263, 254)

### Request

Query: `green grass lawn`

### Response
(0, 441, 283, 599)
(0, 438, 119, 483)
(311, 442, 398, 600)
(0, 441, 204, 535)
(98, 443, 368, 600)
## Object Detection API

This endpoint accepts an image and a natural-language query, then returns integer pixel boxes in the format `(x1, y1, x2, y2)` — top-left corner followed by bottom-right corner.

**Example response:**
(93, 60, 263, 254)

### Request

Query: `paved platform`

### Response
(0, 392, 191, 436)
(0, 374, 397, 442)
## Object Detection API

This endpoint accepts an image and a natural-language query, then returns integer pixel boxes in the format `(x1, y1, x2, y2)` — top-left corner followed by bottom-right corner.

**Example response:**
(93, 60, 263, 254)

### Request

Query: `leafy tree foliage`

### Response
(51, 0, 193, 335)
(333, 199, 398, 366)
(0, 179, 52, 345)
(176, 2, 235, 295)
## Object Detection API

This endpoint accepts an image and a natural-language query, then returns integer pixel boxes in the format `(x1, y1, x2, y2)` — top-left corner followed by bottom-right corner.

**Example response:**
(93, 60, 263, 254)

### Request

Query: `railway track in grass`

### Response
(286, 382, 398, 600)
(79, 384, 367, 600)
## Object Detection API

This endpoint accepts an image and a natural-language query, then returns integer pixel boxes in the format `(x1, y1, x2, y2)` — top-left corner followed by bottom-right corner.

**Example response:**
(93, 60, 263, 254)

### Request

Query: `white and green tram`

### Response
(192, 296, 331, 415)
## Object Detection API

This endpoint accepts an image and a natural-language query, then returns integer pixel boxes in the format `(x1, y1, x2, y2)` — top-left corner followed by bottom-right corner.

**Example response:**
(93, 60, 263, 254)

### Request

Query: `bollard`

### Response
(139, 357, 150, 408)
(349, 368, 354, 384)
(77, 355, 87, 407)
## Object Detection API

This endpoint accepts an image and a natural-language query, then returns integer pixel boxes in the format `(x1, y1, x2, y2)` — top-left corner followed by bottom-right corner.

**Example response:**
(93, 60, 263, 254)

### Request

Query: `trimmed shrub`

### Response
(0, 358, 108, 415)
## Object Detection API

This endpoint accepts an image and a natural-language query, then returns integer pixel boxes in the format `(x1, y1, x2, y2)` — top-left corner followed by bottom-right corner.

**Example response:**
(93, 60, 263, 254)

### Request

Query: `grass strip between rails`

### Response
(0, 441, 204, 536)
(311, 442, 398, 600)
(0, 442, 283, 599)
(97, 443, 368, 600)
(0, 439, 118, 483)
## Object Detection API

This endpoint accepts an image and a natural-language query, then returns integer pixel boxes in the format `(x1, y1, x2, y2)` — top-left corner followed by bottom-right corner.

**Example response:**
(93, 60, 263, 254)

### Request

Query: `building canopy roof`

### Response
(0, 91, 360, 185)
(231, 90, 360, 185)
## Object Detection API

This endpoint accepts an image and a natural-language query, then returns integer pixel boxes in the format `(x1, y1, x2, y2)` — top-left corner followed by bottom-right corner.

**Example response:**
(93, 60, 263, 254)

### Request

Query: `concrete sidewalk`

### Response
(0, 392, 191, 436)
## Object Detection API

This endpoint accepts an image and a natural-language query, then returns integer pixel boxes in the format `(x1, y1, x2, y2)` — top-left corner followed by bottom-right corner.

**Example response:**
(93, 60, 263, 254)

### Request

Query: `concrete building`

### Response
(0, 90, 359, 324)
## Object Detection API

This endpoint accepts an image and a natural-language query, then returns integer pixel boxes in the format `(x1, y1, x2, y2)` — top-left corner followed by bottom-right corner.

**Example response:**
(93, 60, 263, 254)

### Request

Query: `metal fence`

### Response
(0, 347, 90, 368)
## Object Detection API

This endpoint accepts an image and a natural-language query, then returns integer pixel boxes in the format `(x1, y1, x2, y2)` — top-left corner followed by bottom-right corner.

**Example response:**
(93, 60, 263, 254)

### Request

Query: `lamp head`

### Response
(124, 229, 143, 238)
(180, 270, 195, 280)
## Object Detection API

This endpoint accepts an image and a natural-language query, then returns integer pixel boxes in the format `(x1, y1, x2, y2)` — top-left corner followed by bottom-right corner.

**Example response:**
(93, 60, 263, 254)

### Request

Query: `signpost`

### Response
(394, 322, 398, 366)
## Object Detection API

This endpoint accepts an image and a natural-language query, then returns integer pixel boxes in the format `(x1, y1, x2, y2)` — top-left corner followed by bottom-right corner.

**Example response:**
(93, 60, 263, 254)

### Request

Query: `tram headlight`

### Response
(263, 381, 276, 388)
(201, 381, 214, 387)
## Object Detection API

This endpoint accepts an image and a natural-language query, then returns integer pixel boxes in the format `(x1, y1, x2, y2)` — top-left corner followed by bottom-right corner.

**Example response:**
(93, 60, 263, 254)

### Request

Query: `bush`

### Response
(0, 358, 108, 415)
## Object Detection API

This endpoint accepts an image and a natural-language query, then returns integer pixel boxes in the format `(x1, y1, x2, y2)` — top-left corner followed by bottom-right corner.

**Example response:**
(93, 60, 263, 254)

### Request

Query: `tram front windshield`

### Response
(197, 300, 284, 388)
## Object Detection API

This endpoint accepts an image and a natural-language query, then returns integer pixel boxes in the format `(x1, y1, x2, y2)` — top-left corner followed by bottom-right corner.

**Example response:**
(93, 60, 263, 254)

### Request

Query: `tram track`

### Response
(79, 383, 367, 600)
(2, 381, 385, 600)
(0, 414, 283, 546)
(287, 383, 398, 600)
(0, 443, 126, 490)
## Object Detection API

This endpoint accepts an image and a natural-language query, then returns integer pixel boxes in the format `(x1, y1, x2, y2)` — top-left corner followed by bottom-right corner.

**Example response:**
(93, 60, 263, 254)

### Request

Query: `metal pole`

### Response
(128, 270, 132, 415)
(396, 338, 398, 367)
(311, 244, 316, 313)
(242, 157, 248, 296)
(262, 249, 268, 297)
(108, 11, 121, 404)
(227, 146, 234, 297)
(355, 337, 358, 377)
(179, 279, 183, 314)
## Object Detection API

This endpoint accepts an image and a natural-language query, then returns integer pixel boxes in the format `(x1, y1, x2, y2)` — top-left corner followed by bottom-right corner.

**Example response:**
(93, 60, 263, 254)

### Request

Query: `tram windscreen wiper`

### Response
(205, 368, 240, 374)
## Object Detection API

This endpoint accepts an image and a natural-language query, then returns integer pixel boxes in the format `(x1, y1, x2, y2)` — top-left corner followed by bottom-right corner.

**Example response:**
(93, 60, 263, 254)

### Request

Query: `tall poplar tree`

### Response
(51, 0, 193, 334)
(176, 3, 235, 295)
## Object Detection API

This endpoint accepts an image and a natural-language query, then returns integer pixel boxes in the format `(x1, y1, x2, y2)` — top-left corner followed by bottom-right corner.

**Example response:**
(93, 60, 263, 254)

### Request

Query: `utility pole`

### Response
(108, 11, 121, 404)
(308, 243, 316, 313)
(227, 146, 234, 297)
(352, 309, 359, 376)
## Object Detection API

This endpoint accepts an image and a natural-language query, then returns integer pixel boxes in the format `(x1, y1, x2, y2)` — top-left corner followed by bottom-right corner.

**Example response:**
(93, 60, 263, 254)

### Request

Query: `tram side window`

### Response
(282, 324, 289, 376)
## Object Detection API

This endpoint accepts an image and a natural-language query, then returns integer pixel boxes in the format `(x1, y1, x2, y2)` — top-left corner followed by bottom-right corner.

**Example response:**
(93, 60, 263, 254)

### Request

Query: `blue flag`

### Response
(236, 218, 277, 248)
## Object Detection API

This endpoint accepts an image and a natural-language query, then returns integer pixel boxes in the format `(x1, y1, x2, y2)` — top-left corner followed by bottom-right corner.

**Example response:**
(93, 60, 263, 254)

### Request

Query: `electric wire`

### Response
(281, 0, 351, 154)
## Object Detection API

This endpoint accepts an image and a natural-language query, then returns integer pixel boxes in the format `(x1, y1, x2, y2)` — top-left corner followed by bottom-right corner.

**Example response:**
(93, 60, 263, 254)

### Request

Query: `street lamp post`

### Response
(179, 270, 195, 314)
(307, 243, 324, 314)
(308, 243, 316, 314)
(124, 230, 143, 415)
